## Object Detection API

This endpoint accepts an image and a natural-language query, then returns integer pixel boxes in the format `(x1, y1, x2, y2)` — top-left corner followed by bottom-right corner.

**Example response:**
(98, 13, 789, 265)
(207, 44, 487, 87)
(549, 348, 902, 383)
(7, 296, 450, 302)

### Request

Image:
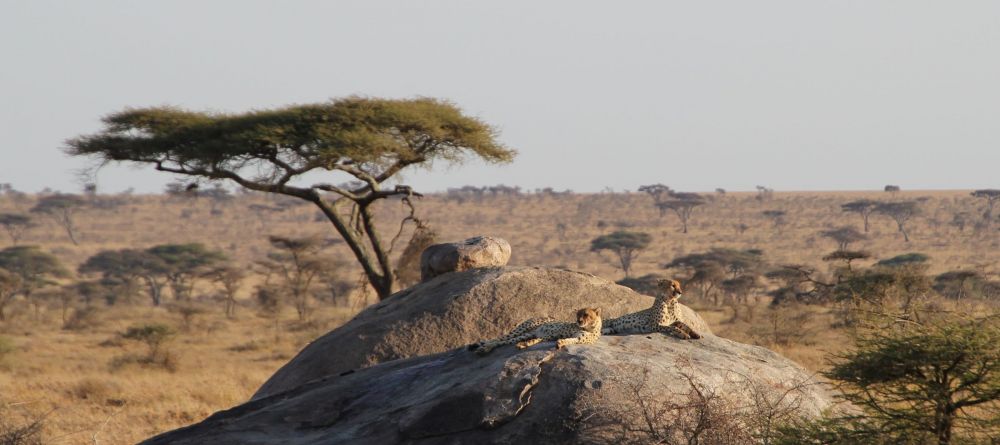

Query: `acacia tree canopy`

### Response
(590, 231, 652, 278)
(65, 97, 515, 299)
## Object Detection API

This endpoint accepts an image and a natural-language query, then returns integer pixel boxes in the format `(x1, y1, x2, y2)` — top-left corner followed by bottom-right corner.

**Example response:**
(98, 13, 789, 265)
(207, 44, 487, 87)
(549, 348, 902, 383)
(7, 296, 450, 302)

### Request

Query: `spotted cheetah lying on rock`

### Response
(469, 307, 603, 355)
(601, 279, 701, 340)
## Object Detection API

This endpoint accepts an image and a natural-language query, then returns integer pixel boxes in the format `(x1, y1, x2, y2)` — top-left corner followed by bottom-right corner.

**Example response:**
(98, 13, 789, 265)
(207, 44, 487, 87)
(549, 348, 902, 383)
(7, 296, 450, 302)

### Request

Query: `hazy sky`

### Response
(3, 1, 999, 194)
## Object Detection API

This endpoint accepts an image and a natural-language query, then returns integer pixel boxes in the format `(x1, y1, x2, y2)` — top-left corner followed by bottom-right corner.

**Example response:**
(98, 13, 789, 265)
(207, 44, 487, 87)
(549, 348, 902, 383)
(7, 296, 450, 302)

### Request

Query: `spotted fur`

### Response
(471, 307, 603, 355)
(602, 279, 701, 340)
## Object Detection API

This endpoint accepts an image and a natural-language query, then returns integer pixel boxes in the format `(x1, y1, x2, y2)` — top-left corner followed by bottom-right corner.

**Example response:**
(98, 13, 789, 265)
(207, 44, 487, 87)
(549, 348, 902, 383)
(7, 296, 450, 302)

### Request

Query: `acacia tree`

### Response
(78, 249, 161, 305)
(0, 213, 35, 245)
(205, 265, 245, 318)
(820, 226, 867, 251)
(875, 201, 920, 242)
(762, 210, 787, 231)
(258, 236, 328, 321)
(842, 199, 877, 233)
(971, 189, 1000, 222)
(30, 194, 86, 245)
(0, 246, 69, 320)
(590, 231, 652, 278)
(147, 244, 226, 301)
(666, 248, 766, 305)
(66, 97, 513, 300)
(656, 192, 706, 233)
(638, 183, 672, 214)
(0, 269, 22, 321)
(824, 318, 1000, 444)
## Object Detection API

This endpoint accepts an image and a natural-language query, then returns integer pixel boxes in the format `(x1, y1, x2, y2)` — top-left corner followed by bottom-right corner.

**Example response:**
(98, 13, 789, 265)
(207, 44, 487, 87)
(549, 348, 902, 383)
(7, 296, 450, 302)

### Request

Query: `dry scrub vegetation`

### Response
(1, 186, 999, 443)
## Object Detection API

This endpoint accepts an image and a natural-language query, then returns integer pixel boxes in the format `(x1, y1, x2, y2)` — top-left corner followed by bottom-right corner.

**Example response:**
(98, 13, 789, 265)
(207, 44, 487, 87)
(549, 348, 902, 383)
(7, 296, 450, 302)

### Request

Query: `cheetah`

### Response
(601, 279, 701, 340)
(469, 307, 603, 355)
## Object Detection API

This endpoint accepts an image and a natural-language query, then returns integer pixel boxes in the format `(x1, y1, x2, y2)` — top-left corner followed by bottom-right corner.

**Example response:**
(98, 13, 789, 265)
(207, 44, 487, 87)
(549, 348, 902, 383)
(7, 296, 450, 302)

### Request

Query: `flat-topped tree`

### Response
(637, 184, 672, 214)
(972, 189, 1000, 221)
(147, 244, 225, 301)
(65, 97, 514, 300)
(841, 199, 877, 233)
(875, 201, 920, 242)
(79, 249, 167, 305)
(0, 213, 35, 245)
(656, 192, 706, 233)
(590, 231, 652, 278)
(0, 246, 69, 320)
(820, 226, 867, 251)
(30, 194, 86, 245)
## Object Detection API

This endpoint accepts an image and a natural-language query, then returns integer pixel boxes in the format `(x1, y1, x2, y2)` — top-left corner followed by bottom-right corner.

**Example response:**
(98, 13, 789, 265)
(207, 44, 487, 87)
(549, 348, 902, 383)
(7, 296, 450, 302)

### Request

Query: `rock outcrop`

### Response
(420, 236, 512, 281)
(253, 266, 710, 399)
(140, 266, 840, 444)
(143, 334, 837, 445)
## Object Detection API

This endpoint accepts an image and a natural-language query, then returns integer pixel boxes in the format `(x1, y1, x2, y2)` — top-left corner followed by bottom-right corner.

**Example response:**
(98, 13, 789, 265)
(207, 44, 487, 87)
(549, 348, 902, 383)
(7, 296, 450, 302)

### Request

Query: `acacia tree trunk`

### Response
(312, 196, 395, 300)
(896, 221, 910, 242)
(617, 248, 634, 278)
(56, 210, 79, 245)
(143, 276, 163, 306)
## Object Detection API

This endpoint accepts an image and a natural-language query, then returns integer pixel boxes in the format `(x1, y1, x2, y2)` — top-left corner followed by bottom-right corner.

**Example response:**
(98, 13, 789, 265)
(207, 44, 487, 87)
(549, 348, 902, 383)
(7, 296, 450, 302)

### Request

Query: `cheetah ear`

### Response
(595, 307, 602, 316)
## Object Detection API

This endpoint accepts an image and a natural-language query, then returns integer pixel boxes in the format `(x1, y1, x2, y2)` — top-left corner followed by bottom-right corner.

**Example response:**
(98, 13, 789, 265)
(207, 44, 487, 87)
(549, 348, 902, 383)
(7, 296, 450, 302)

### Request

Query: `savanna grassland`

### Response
(2, 187, 999, 444)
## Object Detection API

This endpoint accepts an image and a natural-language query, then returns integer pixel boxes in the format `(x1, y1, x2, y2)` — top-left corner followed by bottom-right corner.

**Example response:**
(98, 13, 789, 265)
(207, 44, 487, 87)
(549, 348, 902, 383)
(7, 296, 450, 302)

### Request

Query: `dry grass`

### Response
(0, 188, 997, 443)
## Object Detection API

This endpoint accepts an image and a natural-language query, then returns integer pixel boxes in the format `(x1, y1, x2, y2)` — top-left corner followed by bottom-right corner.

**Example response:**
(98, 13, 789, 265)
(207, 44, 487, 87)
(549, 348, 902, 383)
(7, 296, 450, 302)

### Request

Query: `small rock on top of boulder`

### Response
(420, 235, 512, 281)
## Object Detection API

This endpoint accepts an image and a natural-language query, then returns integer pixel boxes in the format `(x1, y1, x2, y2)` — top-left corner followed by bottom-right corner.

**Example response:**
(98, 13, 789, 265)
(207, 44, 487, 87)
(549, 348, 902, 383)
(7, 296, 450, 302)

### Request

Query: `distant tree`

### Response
(66, 98, 514, 300)
(258, 236, 328, 321)
(755, 185, 774, 202)
(590, 231, 652, 278)
(714, 188, 727, 196)
(875, 201, 921, 242)
(202, 183, 233, 214)
(666, 248, 766, 305)
(656, 192, 706, 233)
(78, 249, 180, 306)
(0, 269, 22, 322)
(883, 184, 901, 196)
(933, 270, 985, 300)
(820, 226, 867, 251)
(205, 266, 245, 318)
(971, 189, 1000, 222)
(841, 199, 878, 233)
(950, 211, 972, 232)
(638, 184, 672, 213)
(0, 213, 35, 245)
(762, 210, 787, 230)
(821, 250, 872, 271)
(876, 252, 930, 268)
(0, 246, 69, 320)
(147, 244, 226, 302)
(122, 323, 174, 364)
(615, 273, 667, 296)
(734, 222, 750, 235)
(720, 274, 760, 305)
(164, 180, 200, 199)
(30, 194, 86, 245)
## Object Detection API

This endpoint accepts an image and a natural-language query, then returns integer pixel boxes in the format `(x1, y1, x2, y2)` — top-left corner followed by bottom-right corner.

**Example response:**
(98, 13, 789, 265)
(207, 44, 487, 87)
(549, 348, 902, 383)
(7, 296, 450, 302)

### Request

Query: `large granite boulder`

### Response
(420, 236, 512, 281)
(143, 334, 838, 444)
(253, 266, 711, 399)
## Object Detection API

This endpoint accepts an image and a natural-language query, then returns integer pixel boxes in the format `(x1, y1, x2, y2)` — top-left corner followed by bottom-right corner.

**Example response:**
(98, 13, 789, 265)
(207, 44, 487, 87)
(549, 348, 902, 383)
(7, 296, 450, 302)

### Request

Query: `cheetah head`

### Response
(576, 307, 602, 332)
(656, 279, 683, 299)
